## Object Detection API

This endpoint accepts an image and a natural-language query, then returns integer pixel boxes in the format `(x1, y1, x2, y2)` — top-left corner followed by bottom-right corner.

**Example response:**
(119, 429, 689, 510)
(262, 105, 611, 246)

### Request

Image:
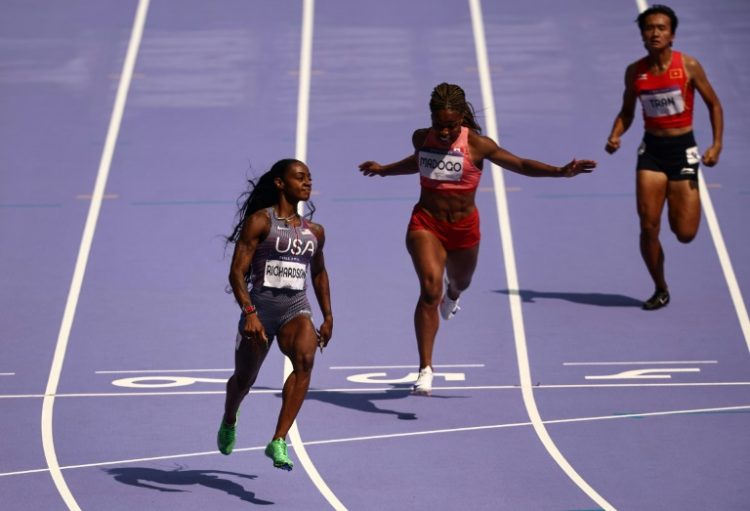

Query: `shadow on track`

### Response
(494, 289, 642, 307)
(106, 466, 273, 505)
(304, 386, 465, 420)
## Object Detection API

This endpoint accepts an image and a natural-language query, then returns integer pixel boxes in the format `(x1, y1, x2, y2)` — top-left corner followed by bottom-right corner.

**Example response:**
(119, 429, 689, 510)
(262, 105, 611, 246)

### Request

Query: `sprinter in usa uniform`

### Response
(217, 159, 333, 471)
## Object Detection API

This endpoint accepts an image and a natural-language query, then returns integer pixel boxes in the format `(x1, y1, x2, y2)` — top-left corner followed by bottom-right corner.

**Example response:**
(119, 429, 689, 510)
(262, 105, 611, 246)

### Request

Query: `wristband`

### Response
(242, 304, 257, 316)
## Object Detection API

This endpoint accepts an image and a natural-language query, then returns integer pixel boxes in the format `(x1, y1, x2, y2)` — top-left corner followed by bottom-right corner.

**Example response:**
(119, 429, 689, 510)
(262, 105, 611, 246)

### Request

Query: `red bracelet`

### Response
(242, 304, 256, 316)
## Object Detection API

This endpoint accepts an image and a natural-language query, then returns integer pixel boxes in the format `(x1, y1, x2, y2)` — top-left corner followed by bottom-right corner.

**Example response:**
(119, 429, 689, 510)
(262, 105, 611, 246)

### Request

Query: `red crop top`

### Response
(418, 127, 482, 192)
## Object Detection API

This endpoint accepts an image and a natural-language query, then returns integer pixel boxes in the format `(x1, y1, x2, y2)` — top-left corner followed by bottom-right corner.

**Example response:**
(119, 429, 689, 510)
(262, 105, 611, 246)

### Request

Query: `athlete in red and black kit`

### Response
(606, 4, 723, 310)
(359, 82, 596, 396)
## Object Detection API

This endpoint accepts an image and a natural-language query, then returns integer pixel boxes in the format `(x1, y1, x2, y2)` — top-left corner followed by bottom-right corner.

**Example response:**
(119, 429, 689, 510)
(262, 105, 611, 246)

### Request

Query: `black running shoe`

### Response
(642, 290, 670, 310)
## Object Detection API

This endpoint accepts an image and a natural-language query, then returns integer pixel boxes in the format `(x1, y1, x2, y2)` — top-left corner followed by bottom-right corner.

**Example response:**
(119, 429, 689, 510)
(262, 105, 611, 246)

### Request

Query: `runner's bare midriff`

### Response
(645, 125, 693, 137)
(418, 188, 477, 223)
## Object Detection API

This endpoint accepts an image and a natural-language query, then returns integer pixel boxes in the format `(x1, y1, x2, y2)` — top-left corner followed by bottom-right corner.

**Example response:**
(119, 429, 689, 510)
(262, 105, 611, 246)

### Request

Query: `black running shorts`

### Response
(636, 131, 700, 182)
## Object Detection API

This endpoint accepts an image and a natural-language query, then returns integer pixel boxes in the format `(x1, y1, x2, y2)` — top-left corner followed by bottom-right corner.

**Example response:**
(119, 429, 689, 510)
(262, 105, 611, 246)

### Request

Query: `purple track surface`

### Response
(2, 1, 749, 510)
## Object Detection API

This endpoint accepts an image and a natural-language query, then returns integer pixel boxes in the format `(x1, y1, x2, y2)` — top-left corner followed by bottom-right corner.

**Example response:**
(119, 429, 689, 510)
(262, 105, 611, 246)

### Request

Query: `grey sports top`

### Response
(248, 207, 318, 292)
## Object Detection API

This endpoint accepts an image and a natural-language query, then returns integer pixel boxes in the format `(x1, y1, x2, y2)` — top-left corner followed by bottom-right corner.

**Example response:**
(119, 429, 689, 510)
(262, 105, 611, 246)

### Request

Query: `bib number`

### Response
(419, 149, 463, 182)
(685, 146, 700, 165)
(263, 260, 307, 290)
(640, 87, 685, 118)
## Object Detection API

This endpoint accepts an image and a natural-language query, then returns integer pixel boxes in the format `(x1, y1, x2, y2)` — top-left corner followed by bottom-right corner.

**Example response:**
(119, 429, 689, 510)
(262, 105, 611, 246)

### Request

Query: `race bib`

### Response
(640, 87, 685, 118)
(685, 146, 700, 165)
(263, 260, 307, 290)
(419, 149, 464, 182)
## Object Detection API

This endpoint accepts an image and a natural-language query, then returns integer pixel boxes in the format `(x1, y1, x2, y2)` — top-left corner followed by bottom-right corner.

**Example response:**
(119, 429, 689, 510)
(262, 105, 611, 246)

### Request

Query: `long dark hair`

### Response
(225, 158, 315, 245)
(429, 82, 482, 133)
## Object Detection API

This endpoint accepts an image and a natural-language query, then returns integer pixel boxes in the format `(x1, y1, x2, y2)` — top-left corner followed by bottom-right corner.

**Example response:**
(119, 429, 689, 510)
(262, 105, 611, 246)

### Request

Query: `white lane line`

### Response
(585, 368, 701, 380)
(329, 364, 485, 370)
(699, 162, 750, 355)
(40, 2, 151, 510)
(95, 368, 232, 374)
(94, 364, 485, 373)
(4, 379, 750, 400)
(7, 403, 748, 479)
(469, 0, 614, 509)
(635, 0, 750, 352)
(288, 1, 346, 509)
(294, 0, 314, 164)
(564, 360, 718, 366)
(0, 372, 15, 376)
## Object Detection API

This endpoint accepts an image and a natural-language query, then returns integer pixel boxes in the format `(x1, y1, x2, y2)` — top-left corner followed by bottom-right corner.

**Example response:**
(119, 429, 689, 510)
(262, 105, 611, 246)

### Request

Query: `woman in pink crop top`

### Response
(605, 4, 723, 311)
(359, 82, 596, 395)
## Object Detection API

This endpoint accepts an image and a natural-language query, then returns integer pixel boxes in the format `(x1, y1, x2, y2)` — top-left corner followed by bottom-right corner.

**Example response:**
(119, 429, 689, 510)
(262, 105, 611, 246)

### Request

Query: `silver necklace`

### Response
(273, 209, 298, 225)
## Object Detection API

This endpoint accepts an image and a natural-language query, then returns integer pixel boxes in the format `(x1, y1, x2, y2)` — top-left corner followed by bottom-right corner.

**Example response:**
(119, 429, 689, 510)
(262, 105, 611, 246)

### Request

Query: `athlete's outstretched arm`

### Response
(359, 128, 427, 177)
(474, 134, 596, 178)
(359, 154, 419, 177)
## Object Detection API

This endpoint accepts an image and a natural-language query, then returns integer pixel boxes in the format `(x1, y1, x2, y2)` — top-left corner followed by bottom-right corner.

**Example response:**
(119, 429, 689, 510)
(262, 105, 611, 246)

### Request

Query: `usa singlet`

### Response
(249, 208, 318, 292)
(238, 209, 318, 345)
(418, 127, 481, 192)
(633, 51, 694, 131)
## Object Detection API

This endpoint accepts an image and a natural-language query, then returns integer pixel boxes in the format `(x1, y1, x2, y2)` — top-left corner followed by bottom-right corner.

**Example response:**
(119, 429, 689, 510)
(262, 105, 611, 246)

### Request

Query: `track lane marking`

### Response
(286, 1, 346, 509)
(564, 360, 717, 366)
(8, 403, 748, 478)
(468, 0, 615, 508)
(41, 2, 151, 510)
(5, 380, 750, 400)
(330, 364, 485, 370)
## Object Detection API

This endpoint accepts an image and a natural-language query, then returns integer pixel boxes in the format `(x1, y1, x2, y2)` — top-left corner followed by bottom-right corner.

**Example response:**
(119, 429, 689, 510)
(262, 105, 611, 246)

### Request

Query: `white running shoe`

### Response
(412, 366, 434, 396)
(439, 275, 461, 320)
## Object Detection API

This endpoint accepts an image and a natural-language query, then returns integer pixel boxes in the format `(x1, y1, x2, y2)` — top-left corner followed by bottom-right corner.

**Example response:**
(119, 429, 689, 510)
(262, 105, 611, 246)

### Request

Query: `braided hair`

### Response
(226, 158, 315, 245)
(429, 83, 482, 133)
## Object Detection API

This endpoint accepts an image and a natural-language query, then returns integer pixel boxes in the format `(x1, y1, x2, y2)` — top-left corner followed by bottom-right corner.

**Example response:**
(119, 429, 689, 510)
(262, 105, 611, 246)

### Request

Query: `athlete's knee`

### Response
(639, 223, 660, 240)
(419, 290, 442, 308)
(451, 274, 472, 292)
(674, 229, 697, 244)
(230, 372, 254, 394)
(293, 350, 315, 374)
(419, 276, 442, 307)
(669, 217, 699, 243)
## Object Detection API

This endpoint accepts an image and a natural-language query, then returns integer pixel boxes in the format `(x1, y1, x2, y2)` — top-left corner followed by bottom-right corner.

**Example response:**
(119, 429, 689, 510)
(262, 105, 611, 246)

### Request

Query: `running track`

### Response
(1, 1, 749, 509)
